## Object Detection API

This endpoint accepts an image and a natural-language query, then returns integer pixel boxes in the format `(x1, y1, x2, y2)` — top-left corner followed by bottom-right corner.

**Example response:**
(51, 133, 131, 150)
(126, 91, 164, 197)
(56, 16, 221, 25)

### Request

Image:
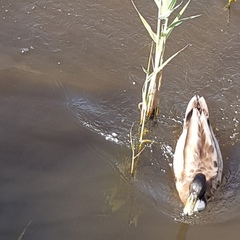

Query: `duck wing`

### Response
(198, 97, 223, 194)
(173, 96, 201, 183)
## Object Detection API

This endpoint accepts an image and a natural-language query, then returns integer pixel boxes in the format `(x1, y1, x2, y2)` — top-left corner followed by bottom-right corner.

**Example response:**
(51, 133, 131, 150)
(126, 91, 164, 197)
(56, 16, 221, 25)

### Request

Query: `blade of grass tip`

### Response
(166, 0, 199, 38)
(131, 0, 157, 43)
(168, 0, 182, 14)
(169, 0, 178, 9)
(18, 220, 32, 240)
(167, 14, 201, 37)
(161, 44, 189, 69)
(147, 45, 189, 79)
(162, 0, 181, 17)
(177, 0, 192, 16)
(154, 0, 161, 9)
(170, 1, 184, 13)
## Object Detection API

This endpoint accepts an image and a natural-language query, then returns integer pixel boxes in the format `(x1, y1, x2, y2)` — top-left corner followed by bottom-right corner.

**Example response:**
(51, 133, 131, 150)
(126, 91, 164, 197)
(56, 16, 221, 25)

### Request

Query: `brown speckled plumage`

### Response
(173, 96, 223, 205)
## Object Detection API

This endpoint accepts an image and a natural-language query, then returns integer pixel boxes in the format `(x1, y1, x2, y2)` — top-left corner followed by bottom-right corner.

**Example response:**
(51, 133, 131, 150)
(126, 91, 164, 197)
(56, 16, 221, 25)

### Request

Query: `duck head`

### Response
(183, 173, 207, 216)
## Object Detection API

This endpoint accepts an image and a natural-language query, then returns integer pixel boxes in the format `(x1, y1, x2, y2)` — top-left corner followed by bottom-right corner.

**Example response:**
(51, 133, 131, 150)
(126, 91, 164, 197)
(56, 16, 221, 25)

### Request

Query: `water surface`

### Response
(0, 0, 240, 239)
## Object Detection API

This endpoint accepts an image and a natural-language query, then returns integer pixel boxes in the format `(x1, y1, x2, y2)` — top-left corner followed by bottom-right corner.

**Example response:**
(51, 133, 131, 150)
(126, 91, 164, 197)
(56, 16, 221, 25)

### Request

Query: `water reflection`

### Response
(176, 223, 190, 240)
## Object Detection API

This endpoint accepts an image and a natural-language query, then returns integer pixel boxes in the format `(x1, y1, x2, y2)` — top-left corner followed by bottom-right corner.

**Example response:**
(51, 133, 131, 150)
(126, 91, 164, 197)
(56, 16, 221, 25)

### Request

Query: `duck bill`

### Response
(183, 192, 198, 216)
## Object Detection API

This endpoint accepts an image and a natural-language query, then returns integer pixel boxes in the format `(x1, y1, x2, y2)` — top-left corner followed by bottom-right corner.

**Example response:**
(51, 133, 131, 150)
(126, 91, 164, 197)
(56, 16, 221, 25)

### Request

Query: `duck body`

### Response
(173, 95, 223, 215)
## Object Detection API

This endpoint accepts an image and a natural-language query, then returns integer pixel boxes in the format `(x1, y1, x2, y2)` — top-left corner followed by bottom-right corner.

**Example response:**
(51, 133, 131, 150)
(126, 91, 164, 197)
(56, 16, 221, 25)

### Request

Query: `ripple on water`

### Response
(67, 90, 240, 224)
(134, 140, 240, 225)
(66, 93, 137, 146)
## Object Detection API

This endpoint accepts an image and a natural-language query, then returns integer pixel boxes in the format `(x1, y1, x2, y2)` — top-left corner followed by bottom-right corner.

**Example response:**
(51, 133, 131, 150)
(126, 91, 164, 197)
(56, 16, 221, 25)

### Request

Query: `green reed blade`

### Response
(131, 0, 157, 43)
(166, 0, 200, 38)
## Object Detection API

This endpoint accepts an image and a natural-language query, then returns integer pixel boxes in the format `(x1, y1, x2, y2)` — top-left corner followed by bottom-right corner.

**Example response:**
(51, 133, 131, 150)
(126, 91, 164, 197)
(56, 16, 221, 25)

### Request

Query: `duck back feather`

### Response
(173, 96, 223, 204)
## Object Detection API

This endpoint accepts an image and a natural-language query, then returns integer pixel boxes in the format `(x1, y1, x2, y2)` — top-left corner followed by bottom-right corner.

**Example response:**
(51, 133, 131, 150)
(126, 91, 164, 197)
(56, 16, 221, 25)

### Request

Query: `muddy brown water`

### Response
(0, 0, 240, 239)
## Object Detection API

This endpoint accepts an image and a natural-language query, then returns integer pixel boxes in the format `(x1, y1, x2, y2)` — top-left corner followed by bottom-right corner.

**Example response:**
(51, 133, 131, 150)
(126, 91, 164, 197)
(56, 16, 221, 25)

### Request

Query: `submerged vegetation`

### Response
(17, 220, 32, 240)
(224, 0, 237, 25)
(225, 0, 237, 9)
(130, 0, 200, 175)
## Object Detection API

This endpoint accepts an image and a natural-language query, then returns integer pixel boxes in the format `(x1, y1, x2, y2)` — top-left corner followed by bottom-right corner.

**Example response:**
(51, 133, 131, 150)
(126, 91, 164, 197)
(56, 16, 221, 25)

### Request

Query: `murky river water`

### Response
(0, 0, 240, 239)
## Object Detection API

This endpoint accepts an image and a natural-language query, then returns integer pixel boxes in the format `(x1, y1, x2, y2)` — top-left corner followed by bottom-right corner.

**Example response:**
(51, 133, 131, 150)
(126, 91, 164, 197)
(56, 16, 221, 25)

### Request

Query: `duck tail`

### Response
(185, 95, 198, 121)
(184, 95, 209, 124)
(198, 96, 209, 118)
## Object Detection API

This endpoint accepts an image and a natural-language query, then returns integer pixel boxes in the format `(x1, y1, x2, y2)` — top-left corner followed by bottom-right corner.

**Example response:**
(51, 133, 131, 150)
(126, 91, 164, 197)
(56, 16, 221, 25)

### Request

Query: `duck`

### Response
(173, 95, 223, 216)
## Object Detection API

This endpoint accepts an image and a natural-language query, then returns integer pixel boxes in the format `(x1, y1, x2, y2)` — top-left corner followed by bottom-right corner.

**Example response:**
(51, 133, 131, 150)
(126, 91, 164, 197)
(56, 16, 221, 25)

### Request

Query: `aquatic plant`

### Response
(17, 220, 32, 240)
(130, 0, 200, 174)
(225, 0, 237, 9)
(224, 0, 237, 24)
